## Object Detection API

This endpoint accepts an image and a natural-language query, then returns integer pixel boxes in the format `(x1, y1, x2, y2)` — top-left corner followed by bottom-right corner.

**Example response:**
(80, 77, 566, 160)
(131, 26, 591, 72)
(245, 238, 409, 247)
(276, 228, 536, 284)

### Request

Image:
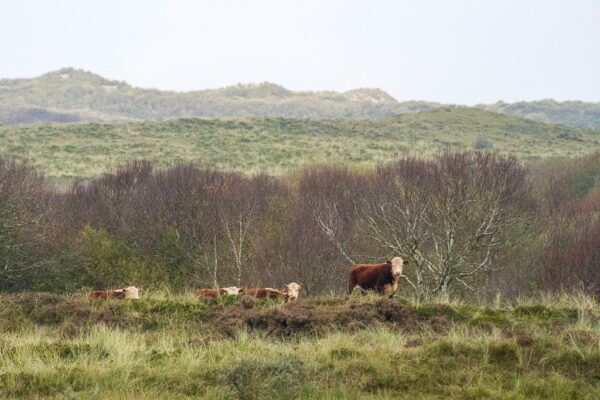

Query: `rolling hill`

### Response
(1, 107, 598, 181)
(1, 68, 599, 128)
(0, 68, 439, 124)
(477, 100, 600, 129)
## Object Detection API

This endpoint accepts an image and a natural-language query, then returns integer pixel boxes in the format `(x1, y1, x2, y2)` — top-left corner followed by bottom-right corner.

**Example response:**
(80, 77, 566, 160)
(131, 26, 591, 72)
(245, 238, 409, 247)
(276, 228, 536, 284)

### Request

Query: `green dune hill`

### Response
(0, 68, 438, 124)
(2, 68, 599, 128)
(1, 107, 598, 181)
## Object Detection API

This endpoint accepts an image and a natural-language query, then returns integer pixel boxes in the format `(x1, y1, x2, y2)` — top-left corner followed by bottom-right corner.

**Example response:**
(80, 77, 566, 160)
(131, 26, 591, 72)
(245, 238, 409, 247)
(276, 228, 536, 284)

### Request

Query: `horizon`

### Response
(2, 0, 599, 105)
(3, 66, 599, 106)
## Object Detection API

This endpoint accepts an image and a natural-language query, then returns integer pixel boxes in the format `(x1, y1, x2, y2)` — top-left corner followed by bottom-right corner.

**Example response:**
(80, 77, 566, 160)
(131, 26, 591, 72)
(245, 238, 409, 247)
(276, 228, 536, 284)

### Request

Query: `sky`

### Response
(1, 0, 599, 105)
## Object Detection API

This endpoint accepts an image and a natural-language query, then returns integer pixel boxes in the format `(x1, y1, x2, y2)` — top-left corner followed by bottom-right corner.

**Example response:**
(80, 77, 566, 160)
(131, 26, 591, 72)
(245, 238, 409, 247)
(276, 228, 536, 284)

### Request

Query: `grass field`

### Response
(1, 291, 599, 399)
(2, 107, 600, 182)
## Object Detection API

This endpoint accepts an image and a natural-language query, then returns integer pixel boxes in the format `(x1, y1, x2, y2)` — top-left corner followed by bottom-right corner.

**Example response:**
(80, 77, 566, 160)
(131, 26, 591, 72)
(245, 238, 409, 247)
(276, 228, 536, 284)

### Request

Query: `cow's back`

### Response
(242, 288, 284, 299)
(196, 288, 221, 298)
(90, 290, 126, 300)
(348, 263, 392, 293)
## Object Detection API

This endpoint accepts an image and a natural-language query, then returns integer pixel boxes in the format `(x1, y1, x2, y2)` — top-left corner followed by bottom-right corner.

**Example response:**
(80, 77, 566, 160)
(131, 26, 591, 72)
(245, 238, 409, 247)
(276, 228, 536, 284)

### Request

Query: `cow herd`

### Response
(88, 257, 408, 301)
(195, 283, 303, 302)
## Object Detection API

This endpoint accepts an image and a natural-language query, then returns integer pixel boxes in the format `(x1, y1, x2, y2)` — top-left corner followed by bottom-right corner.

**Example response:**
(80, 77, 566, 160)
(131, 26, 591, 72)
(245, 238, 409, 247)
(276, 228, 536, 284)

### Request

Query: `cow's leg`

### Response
(350, 285, 366, 296)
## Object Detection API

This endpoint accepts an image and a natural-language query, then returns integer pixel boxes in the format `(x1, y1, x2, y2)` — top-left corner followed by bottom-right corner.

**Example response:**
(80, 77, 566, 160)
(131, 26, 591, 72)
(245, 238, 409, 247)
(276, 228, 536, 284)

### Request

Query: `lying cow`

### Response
(348, 257, 408, 297)
(241, 288, 284, 299)
(241, 282, 303, 302)
(89, 286, 140, 300)
(195, 286, 241, 298)
(283, 282, 303, 301)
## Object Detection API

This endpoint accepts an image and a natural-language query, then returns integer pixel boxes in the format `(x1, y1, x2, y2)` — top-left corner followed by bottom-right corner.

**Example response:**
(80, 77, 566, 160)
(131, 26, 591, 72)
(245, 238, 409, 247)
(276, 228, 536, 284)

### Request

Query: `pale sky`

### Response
(1, 0, 598, 104)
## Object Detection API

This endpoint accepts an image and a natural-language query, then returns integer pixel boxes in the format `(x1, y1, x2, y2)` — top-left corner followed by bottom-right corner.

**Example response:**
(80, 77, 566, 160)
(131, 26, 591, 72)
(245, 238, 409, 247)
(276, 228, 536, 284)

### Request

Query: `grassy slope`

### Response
(2, 107, 599, 181)
(1, 291, 599, 399)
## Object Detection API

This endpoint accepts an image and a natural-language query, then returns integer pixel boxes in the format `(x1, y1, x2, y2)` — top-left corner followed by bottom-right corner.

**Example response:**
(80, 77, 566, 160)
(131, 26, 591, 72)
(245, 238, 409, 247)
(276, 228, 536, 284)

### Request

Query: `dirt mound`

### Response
(1, 293, 494, 338)
(0, 292, 130, 334)
(204, 298, 419, 337)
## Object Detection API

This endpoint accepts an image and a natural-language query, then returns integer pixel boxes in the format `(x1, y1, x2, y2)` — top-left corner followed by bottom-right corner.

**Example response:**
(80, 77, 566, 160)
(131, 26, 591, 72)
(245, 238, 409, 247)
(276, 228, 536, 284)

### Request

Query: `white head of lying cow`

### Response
(123, 286, 140, 299)
(222, 286, 241, 295)
(283, 282, 303, 301)
(390, 257, 408, 279)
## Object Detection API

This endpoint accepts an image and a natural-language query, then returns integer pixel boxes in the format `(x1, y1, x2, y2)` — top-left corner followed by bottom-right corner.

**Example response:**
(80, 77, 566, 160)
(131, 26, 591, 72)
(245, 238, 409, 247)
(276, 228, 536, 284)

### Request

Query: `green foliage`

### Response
(474, 136, 493, 150)
(567, 166, 600, 198)
(79, 226, 142, 288)
(468, 308, 509, 325)
(511, 305, 575, 320)
(77, 226, 191, 289)
(140, 226, 187, 287)
(1, 107, 599, 181)
(415, 304, 466, 320)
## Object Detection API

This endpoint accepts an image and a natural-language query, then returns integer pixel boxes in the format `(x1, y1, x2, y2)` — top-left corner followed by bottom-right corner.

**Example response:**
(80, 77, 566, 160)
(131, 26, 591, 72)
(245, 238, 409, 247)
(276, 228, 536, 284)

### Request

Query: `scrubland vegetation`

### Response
(3, 150, 600, 298)
(2, 107, 599, 181)
(1, 291, 599, 399)
(3, 148, 600, 398)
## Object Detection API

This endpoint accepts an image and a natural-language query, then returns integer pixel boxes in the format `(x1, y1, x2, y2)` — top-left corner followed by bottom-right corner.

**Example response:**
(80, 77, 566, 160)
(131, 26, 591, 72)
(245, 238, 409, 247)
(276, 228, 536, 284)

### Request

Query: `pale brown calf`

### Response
(196, 287, 240, 298)
(241, 288, 285, 299)
(89, 286, 140, 299)
(241, 283, 303, 302)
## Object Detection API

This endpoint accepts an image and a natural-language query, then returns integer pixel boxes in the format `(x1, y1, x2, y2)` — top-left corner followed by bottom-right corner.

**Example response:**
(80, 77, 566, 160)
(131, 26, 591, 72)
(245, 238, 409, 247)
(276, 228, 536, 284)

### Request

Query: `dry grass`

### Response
(1, 291, 599, 398)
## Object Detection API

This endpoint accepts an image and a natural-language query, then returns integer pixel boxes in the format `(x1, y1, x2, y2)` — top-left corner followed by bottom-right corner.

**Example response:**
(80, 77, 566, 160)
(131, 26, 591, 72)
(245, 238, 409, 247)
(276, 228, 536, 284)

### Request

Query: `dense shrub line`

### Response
(1, 151, 600, 299)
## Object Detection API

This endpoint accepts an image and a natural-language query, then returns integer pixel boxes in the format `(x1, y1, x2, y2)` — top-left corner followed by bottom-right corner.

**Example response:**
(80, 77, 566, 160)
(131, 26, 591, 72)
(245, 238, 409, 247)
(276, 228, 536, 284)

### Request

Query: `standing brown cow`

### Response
(348, 257, 408, 296)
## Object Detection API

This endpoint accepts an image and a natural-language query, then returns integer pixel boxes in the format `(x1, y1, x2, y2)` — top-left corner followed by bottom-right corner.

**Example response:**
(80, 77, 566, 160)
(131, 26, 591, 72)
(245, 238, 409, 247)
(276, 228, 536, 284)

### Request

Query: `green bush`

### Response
(79, 226, 143, 288)
(474, 136, 493, 150)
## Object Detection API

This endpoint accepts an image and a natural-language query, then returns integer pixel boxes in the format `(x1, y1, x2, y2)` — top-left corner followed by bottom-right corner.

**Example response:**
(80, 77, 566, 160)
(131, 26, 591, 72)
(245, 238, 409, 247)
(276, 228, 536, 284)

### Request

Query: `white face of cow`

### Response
(123, 286, 140, 299)
(391, 257, 405, 278)
(223, 286, 241, 295)
(284, 282, 302, 301)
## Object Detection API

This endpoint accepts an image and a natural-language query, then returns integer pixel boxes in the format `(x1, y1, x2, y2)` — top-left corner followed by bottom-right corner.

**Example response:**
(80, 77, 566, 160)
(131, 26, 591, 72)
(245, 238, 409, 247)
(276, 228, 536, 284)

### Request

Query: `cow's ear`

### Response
(403, 260, 409, 265)
(386, 260, 392, 264)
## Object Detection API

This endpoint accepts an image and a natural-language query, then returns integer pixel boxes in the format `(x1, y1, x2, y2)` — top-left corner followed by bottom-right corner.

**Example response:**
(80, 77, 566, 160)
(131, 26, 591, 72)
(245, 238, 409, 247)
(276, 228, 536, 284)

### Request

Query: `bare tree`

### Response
(212, 174, 272, 286)
(358, 152, 531, 299)
(313, 201, 356, 265)
(0, 157, 53, 289)
(297, 166, 369, 293)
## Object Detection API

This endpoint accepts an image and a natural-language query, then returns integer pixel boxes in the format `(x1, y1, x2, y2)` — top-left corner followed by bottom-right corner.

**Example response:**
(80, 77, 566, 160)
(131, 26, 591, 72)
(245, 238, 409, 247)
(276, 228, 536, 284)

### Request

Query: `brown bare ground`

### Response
(2, 293, 589, 341)
(204, 298, 420, 337)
